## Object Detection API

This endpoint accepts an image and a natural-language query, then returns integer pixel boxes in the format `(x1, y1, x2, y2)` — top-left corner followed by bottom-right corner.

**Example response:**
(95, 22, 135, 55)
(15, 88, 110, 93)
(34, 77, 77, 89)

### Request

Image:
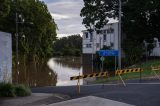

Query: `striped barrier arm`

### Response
(70, 72, 108, 80)
(151, 66, 160, 71)
(115, 68, 143, 75)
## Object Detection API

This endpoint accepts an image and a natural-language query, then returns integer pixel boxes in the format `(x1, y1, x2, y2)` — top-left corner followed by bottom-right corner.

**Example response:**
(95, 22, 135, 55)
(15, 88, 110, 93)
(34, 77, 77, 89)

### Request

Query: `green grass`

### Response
(90, 60, 160, 84)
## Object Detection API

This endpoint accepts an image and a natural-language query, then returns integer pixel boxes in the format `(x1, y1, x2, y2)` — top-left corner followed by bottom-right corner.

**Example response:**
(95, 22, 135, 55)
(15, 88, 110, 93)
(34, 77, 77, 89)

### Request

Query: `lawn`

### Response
(89, 60, 160, 84)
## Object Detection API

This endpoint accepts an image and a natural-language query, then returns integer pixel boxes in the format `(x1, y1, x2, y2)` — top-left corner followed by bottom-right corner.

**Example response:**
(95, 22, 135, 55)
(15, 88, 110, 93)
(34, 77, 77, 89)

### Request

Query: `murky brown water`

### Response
(13, 56, 111, 87)
(13, 56, 87, 87)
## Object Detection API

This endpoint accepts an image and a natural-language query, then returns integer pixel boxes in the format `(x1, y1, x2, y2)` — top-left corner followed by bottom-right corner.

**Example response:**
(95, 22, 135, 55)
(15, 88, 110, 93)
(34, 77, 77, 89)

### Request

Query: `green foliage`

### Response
(80, 0, 118, 29)
(122, 39, 144, 66)
(0, 83, 15, 97)
(0, 83, 31, 97)
(15, 85, 31, 97)
(123, 0, 160, 41)
(0, 0, 57, 59)
(0, 0, 10, 18)
(53, 35, 82, 56)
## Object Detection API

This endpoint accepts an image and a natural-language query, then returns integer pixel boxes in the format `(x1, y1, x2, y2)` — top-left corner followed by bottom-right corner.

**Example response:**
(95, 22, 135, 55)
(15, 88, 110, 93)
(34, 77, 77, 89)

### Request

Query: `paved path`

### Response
(32, 79, 160, 106)
(46, 96, 134, 106)
(0, 93, 69, 106)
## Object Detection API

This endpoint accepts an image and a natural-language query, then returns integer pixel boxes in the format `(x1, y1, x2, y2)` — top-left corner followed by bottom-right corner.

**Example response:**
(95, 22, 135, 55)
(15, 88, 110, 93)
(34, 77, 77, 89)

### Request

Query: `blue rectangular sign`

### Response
(98, 50, 119, 56)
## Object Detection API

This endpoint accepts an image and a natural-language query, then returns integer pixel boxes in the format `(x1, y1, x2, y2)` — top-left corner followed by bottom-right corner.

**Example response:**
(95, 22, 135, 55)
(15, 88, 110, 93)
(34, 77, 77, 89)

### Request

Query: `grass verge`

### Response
(90, 60, 160, 84)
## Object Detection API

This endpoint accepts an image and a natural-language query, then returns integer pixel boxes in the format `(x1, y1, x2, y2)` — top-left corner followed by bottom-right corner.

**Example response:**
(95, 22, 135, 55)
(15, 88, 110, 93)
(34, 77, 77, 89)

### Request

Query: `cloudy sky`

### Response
(42, 0, 85, 38)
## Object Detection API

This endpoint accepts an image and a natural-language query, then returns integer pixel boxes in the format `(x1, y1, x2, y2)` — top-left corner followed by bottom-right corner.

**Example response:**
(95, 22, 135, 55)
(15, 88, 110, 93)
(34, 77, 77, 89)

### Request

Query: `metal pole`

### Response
(91, 31, 94, 72)
(118, 0, 122, 69)
(115, 56, 116, 71)
(16, 12, 19, 83)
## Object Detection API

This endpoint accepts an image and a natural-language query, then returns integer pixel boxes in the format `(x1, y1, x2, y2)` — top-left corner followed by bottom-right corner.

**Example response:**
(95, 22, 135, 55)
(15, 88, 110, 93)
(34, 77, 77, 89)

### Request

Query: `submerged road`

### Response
(32, 79, 160, 106)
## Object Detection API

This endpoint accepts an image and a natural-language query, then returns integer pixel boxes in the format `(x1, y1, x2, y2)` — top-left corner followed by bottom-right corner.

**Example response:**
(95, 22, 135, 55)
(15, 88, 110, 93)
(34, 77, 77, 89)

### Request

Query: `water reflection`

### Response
(13, 56, 57, 87)
(13, 56, 96, 87)
(48, 57, 83, 86)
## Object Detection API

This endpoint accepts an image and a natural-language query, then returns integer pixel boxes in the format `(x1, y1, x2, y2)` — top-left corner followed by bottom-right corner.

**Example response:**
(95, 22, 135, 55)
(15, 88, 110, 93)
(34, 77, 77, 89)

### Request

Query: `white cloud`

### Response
(51, 13, 70, 20)
(57, 33, 82, 38)
(43, 0, 85, 37)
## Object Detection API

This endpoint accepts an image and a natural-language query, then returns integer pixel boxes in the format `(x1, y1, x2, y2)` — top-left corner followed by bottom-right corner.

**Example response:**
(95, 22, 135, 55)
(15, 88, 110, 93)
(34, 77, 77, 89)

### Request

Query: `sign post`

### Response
(98, 50, 119, 73)
(100, 56, 105, 72)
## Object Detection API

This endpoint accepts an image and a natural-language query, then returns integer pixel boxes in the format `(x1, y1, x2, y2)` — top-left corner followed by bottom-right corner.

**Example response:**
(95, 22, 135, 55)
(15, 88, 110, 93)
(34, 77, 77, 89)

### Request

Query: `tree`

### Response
(123, 0, 160, 42)
(80, 0, 118, 30)
(53, 35, 82, 56)
(0, 0, 10, 18)
(0, 0, 57, 59)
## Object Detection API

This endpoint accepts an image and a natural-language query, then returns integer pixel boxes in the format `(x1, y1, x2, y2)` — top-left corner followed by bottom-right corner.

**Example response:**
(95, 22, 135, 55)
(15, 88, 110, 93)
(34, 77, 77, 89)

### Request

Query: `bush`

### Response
(0, 83, 15, 97)
(0, 83, 31, 97)
(15, 85, 31, 97)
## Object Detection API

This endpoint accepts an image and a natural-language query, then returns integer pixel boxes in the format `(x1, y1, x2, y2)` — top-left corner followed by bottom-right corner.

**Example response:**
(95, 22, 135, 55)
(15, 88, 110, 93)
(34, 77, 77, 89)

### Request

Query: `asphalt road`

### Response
(32, 79, 160, 106)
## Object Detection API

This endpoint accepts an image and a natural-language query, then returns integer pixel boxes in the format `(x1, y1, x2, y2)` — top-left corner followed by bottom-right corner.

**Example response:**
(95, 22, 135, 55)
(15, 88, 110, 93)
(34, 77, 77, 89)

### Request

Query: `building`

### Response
(0, 31, 12, 83)
(149, 38, 160, 56)
(82, 22, 119, 66)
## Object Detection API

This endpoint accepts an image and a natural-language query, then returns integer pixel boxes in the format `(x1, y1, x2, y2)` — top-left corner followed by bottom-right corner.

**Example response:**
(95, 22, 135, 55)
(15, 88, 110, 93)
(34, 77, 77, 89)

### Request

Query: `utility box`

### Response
(0, 31, 12, 83)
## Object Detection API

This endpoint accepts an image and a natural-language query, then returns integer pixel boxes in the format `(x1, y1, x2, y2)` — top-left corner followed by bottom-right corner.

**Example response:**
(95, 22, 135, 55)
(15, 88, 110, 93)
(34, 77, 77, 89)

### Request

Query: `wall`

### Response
(0, 31, 12, 83)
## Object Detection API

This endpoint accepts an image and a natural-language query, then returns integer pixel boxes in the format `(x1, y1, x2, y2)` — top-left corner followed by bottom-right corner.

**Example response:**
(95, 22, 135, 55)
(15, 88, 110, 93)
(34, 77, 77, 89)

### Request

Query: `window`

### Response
(103, 30, 106, 34)
(85, 32, 88, 38)
(96, 43, 100, 48)
(103, 34, 106, 41)
(90, 33, 93, 42)
(86, 44, 92, 48)
(107, 27, 114, 33)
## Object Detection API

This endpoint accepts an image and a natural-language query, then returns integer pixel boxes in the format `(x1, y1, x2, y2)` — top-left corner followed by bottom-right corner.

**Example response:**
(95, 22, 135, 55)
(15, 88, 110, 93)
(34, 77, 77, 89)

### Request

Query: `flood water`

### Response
(13, 57, 94, 87)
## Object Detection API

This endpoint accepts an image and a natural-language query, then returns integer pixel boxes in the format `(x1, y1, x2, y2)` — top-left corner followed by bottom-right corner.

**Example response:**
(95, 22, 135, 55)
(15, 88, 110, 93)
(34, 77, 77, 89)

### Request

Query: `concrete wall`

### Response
(0, 31, 12, 83)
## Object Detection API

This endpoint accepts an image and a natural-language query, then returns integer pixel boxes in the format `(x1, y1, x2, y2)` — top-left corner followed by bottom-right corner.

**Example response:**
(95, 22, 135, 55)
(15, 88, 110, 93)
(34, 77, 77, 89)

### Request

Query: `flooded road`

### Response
(13, 56, 93, 87)
(47, 57, 83, 86)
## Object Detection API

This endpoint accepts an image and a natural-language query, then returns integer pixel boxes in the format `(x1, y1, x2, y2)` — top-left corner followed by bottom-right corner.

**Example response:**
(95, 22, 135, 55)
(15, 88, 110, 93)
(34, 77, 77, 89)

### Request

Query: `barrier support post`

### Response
(118, 72, 126, 87)
(151, 66, 160, 80)
(77, 73, 80, 94)
(139, 69, 142, 82)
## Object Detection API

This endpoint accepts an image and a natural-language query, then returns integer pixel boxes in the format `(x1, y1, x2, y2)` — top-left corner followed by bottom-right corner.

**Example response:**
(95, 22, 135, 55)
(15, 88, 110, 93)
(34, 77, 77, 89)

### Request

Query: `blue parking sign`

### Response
(98, 50, 119, 56)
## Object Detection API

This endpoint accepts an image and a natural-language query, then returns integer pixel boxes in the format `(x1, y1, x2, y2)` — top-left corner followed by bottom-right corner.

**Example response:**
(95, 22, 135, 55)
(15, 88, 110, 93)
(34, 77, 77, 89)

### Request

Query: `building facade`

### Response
(82, 22, 119, 69)
(82, 22, 119, 55)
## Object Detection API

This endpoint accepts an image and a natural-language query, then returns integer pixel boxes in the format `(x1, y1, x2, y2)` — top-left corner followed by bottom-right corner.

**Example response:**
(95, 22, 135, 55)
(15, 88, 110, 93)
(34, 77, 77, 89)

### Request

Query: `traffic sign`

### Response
(100, 56, 105, 61)
(98, 50, 119, 56)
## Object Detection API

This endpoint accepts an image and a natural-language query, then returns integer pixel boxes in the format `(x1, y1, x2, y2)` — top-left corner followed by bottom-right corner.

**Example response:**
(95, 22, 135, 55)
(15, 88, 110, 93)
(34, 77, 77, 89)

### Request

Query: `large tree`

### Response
(80, 0, 119, 30)
(123, 0, 160, 42)
(0, 0, 57, 59)
(81, 0, 160, 42)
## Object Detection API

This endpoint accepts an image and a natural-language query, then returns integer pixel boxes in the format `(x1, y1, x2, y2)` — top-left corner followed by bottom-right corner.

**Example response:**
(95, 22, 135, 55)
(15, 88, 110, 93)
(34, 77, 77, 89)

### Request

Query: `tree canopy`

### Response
(0, 0, 57, 59)
(80, 0, 160, 42)
(80, 0, 118, 30)
(53, 35, 82, 56)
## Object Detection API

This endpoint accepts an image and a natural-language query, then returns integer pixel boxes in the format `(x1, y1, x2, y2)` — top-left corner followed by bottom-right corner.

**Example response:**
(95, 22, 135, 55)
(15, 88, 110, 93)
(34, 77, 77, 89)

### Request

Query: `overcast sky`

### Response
(42, 0, 85, 38)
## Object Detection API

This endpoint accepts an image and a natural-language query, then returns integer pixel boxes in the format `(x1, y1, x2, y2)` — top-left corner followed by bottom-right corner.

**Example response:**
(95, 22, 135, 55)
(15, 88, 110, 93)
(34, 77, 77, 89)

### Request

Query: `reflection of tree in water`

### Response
(13, 56, 57, 87)
(53, 57, 82, 70)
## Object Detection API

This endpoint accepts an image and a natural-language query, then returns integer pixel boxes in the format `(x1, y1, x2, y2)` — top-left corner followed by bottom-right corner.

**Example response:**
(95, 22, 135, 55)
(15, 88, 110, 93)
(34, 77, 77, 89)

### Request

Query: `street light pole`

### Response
(118, 0, 122, 69)
(15, 12, 19, 83)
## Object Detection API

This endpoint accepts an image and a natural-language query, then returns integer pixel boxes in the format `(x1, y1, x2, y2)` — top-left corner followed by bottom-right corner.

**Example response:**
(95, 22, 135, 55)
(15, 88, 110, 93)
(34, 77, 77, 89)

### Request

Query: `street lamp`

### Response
(118, 0, 122, 69)
(15, 13, 33, 83)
